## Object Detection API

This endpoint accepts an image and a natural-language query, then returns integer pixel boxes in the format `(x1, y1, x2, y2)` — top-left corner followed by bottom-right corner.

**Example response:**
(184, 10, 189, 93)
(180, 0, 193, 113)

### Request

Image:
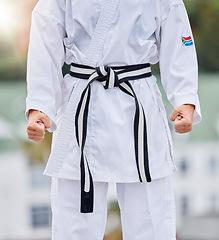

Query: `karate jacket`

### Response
(26, 0, 202, 183)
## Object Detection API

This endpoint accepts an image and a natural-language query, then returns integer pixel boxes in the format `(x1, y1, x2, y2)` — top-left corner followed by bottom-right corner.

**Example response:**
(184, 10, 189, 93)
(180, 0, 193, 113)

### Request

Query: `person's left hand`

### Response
(170, 104, 195, 134)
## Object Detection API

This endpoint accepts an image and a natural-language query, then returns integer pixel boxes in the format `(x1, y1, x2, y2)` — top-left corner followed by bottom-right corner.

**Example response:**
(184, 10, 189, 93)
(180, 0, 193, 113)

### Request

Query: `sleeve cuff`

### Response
(25, 102, 57, 132)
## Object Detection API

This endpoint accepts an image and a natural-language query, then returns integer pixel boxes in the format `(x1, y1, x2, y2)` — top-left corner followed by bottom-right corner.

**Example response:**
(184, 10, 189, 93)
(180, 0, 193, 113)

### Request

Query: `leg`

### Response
(116, 175, 176, 240)
(51, 177, 108, 240)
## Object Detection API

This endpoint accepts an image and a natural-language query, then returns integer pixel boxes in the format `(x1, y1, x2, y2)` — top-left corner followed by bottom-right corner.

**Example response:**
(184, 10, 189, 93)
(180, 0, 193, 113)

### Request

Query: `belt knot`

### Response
(94, 65, 119, 89)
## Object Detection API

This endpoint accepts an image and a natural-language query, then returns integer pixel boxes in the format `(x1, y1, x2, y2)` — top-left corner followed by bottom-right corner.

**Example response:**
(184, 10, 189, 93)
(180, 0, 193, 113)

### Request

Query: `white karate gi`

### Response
(26, 0, 201, 183)
(26, 0, 201, 236)
(51, 175, 176, 240)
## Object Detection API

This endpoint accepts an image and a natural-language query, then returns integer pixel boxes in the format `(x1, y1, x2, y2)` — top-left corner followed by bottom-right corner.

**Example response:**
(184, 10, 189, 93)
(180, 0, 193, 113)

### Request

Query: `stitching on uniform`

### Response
(33, 10, 65, 31)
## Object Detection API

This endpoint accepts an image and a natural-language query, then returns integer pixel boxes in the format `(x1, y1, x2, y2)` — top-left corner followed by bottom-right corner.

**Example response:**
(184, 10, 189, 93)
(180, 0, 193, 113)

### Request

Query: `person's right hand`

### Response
(26, 109, 51, 142)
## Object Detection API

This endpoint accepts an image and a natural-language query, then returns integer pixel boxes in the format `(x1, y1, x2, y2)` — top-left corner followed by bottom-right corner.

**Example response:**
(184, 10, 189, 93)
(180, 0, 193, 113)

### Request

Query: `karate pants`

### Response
(51, 175, 176, 240)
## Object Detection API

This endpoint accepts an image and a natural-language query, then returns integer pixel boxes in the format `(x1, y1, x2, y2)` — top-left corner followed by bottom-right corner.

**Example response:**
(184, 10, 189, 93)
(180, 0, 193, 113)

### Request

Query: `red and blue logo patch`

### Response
(182, 36, 193, 46)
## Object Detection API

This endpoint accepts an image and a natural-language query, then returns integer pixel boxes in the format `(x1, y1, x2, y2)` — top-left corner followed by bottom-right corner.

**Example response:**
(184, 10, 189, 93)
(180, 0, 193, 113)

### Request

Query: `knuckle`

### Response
(185, 124, 192, 131)
(36, 137, 42, 142)
(184, 121, 189, 126)
(173, 108, 178, 114)
(40, 135, 45, 140)
(175, 106, 181, 112)
(174, 127, 179, 132)
(41, 113, 48, 121)
(27, 125, 32, 131)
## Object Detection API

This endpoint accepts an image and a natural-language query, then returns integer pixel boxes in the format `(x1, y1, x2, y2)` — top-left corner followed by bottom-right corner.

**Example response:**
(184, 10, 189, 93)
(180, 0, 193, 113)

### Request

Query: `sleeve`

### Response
(159, 2, 202, 125)
(26, 7, 66, 132)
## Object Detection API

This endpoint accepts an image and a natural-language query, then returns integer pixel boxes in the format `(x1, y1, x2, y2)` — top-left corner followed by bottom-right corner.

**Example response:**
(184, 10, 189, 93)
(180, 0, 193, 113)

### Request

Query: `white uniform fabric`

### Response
(26, 0, 202, 183)
(51, 175, 176, 240)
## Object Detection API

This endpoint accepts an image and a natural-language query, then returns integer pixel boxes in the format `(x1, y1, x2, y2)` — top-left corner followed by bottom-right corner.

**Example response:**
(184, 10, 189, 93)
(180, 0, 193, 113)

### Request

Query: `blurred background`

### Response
(0, 0, 219, 239)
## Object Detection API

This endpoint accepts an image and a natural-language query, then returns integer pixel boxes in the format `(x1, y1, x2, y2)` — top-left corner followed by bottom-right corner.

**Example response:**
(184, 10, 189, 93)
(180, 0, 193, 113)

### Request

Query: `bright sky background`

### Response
(0, 0, 15, 37)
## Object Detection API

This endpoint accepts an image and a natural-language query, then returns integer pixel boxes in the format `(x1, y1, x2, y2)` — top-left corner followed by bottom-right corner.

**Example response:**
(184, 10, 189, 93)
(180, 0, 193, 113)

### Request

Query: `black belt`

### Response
(70, 62, 152, 213)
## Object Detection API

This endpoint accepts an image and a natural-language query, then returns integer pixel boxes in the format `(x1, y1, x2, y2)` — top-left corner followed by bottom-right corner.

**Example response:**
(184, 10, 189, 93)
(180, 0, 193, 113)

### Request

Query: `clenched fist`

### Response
(26, 109, 51, 142)
(170, 104, 195, 134)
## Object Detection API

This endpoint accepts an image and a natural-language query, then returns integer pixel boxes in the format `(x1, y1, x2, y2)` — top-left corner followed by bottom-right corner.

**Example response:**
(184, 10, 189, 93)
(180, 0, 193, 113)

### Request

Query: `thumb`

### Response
(170, 108, 180, 121)
(43, 117, 51, 129)
(37, 120, 46, 130)
(40, 114, 51, 129)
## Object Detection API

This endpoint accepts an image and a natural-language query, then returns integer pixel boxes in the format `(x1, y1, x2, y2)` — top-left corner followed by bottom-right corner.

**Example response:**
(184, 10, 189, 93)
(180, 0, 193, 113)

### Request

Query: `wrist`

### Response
(183, 104, 195, 110)
(28, 109, 39, 116)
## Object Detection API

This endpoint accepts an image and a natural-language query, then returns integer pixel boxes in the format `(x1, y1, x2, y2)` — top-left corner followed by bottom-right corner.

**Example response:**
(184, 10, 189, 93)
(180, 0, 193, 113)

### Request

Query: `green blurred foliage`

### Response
(0, 57, 27, 81)
(22, 131, 52, 165)
(184, 0, 219, 72)
(104, 229, 122, 240)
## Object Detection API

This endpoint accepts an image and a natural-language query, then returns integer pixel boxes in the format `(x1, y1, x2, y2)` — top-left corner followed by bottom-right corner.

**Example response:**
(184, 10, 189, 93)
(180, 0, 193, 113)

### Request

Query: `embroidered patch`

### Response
(182, 36, 193, 46)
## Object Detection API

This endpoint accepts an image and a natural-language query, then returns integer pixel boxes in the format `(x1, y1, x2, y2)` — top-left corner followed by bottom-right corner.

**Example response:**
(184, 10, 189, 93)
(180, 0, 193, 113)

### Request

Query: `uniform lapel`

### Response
(84, 0, 120, 67)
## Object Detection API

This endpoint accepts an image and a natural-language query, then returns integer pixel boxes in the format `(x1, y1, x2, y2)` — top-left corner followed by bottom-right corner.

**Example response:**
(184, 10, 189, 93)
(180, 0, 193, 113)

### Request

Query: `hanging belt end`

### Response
(80, 185, 94, 213)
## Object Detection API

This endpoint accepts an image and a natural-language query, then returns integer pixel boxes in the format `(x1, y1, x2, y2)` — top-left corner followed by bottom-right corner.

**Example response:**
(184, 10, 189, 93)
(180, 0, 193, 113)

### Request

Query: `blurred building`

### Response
(0, 76, 219, 239)
(174, 142, 219, 225)
(177, 213, 219, 240)
(169, 74, 219, 238)
(0, 151, 51, 240)
(0, 82, 51, 240)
